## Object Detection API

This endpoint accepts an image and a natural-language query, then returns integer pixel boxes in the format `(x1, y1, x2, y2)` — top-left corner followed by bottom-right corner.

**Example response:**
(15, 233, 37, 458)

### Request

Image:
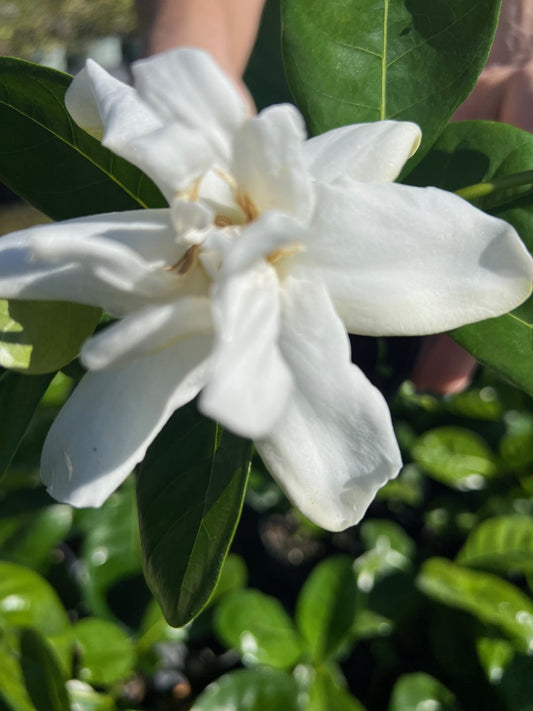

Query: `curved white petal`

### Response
(304, 121, 421, 184)
(296, 180, 533, 335)
(255, 277, 402, 532)
(199, 262, 292, 439)
(231, 104, 314, 225)
(81, 297, 213, 370)
(220, 211, 303, 277)
(66, 60, 212, 200)
(0, 212, 184, 315)
(132, 48, 247, 163)
(42, 335, 212, 507)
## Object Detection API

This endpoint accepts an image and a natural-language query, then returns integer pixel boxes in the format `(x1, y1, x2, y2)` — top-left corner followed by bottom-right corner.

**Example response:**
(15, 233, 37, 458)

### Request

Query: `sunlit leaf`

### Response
(388, 672, 459, 711)
(18, 628, 69, 711)
(457, 516, 533, 575)
(73, 619, 135, 687)
(191, 669, 300, 711)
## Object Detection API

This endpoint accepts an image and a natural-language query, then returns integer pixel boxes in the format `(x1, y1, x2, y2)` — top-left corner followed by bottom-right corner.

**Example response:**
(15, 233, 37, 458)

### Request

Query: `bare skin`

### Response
(135, 0, 531, 395)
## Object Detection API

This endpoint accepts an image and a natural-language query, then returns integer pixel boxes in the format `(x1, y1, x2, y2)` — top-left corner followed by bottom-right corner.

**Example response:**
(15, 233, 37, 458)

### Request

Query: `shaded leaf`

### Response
(388, 672, 459, 711)
(418, 558, 533, 654)
(19, 628, 69, 711)
(302, 665, 366, 711)
(137, 403, 252, 626)
(74, 619, 135, 687)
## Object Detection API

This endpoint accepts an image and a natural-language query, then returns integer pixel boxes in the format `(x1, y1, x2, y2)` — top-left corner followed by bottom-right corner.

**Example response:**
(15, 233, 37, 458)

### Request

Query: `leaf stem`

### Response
(456, 170, 533, 202)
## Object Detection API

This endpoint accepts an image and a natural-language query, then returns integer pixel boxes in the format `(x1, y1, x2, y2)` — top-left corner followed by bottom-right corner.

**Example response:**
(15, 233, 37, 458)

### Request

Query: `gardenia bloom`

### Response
(0, 49, 532, 531)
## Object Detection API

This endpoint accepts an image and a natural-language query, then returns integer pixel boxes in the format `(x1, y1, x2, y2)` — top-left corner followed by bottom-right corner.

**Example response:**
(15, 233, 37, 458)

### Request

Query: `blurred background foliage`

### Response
(1, 364, 533, 710)
(0, 0, 135, 59)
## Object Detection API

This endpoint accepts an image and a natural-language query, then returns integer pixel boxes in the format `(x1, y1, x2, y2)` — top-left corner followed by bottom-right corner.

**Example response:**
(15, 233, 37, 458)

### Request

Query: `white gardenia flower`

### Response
(0, 49, 532, 532)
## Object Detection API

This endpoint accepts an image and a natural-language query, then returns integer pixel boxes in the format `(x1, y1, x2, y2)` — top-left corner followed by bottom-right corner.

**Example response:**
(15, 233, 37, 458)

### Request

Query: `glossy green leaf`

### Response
(476, 636, 514, 684)
(0, 57, 165, 374)
(499, 413, 533, 470)
(457, 516, 533, 575)
(0, 57, 164, 219)
(406, 121, 533, 395)
(0, 636, 35, 711)
(0, 369, 53, 479)
(137, 403, 252, 626)
(18, 628, 69, 711)
(446, 387, 503, 422)
(282, 0, 500, 157)
(295, 556, 357, 663)
(78, 483, 143, 620)
(0, 299, 101, 375)
(74, 619, 135, 687)
(0, 503, 72, 572)
(303, 666, 366, 711)
(66, 682, 118, 711)
(388, 672, 459, 711)
(0, 561, 72, 670)
(215, 589, 302, 669)
(418, 558, 533, 654)
(411, 426, 498, 489)
(360, 520, 415, 560)
(191, 669, 300, 711)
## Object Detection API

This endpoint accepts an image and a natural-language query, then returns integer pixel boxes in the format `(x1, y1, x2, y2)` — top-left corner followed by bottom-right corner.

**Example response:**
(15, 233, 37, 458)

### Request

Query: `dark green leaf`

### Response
(457, 516, 533, 575)
(0, 636, 35, 711)
(282, 0, 500, 158)
(19, 628, 69, 711)
(417, 558, 533, 654)
(411, 426, 498, 489)
(388, 672, 459, 711)
(214, 589, 302, 669)
(295, 556, 357, 663)
(406, 121, 533, 394)
(73, 619, 135, 687)
(191, 669, 300, 711)
(0, 369, 53, 479)
(137, 403, 252, 626)
(0, 57, 164, 219)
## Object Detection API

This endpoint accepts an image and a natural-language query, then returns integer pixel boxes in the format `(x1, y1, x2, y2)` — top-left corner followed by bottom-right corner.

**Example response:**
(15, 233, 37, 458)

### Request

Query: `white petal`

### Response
(220, 211, 303, 277)
(42, 335, 212, 507)
(255, 277, 402, 532)
(199, 263, 292, 439)
(132, 48, 247, 162)
(231, 104, 314, 225)
(296, 180, 533, 335)
(304, 121, 421, 184)
(0, 211, 183, 316)
(81, 297, 212, 370)
(66, 60, 213, 200)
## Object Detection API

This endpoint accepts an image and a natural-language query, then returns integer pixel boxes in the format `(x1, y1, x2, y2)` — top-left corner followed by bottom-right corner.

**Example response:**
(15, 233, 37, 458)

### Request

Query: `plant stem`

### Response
(456, 170, 533, 202)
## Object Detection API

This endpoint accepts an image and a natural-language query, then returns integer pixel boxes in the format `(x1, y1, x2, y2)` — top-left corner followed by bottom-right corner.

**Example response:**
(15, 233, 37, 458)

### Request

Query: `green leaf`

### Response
(0, 57, 165, 374)
(0, 369, 53, 479)
(0, 635, 35, 711)
(388, 672, 459, 711)
(457, 516, 533, 575)
(406, 121, 533, 395)
(282, 0, 500, 157)
(136, 403, 252, 626)
(417, 558, 533, 654)
(214, 589, 302, 669)
(360, 520, 415, 560)
(0, 299, 101, 375)
(0, 561, 72, 670)
(78, 483, 143, 620)
(210, 553, 248, 603)
(0, 57, 164, 219)
(191, 669, 300, 711)
(499, 412, 533, 470)
(476, 636, 514, 684)
(18, 628, 69, 711)
(73, 619, 135, 687)
(411, 426, 498, 489)
(66, 682, 118, 711)
(302, 665, 366, 711)
(0, 503, 72, 572)
(295, 556, 357, 663)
